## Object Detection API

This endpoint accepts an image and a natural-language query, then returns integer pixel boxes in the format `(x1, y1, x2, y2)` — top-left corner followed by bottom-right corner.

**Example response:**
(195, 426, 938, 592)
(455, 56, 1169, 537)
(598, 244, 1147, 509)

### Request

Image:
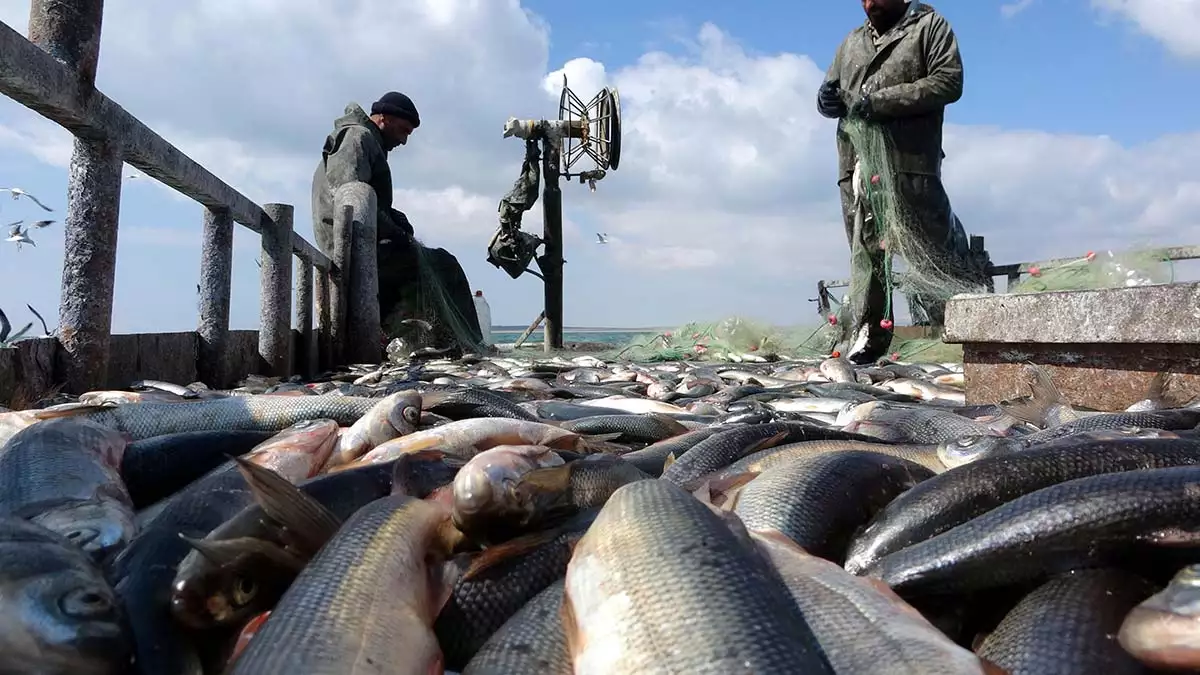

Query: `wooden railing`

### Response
(0, 1, 380, 399)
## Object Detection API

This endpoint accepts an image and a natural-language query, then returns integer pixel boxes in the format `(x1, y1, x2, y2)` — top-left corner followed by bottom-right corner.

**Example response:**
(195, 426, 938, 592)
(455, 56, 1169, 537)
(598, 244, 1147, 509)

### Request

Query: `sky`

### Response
(0, 0, 1198, 334)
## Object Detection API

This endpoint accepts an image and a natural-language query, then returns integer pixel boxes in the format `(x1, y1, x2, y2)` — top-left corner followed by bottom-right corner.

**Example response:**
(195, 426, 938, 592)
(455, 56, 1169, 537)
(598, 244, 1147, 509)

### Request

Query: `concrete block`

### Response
(944, 283, 1200, 344)
(944, 283, 1200, 411)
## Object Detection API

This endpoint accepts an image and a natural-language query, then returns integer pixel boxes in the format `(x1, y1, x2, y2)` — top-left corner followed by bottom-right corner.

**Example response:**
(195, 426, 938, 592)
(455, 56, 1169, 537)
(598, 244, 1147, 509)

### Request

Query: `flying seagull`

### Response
(0, 187, 52, 212)
(6, 222, 35, 249)
(29, 219, 55, 229)
(596, 233, 609, 244)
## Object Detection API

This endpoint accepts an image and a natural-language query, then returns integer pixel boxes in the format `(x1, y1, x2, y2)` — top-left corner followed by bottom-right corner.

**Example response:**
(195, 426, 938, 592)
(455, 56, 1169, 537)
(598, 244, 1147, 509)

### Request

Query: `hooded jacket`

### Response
(824, 1, 963, 182)
(311, 103, 409, 255)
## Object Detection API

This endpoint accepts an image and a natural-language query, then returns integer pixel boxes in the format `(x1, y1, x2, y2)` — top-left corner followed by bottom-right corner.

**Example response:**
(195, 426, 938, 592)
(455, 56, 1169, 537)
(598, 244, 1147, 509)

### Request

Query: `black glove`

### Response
(817, 80, 846, 119)
(849, 95, 877, 121)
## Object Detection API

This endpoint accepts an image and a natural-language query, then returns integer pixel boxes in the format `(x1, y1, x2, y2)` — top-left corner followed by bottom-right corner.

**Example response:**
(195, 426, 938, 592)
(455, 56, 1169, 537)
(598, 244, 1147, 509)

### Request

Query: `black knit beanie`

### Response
(371, 91, 421, 128)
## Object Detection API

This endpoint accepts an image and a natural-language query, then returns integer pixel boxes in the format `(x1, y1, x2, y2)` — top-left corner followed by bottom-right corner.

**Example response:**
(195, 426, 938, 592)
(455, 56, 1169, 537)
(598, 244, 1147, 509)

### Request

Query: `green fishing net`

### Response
(381, 239, 486, 354)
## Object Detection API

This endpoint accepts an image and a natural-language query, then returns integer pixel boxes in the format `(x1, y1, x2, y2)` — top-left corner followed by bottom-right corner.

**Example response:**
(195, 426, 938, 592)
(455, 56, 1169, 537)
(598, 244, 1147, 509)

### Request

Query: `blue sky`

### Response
(0, 0, 1197, 336)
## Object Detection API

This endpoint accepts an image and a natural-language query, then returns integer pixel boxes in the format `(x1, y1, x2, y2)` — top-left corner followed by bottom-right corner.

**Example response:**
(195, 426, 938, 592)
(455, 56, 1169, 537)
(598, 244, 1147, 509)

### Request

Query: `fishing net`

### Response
(1006, 248, 1176, 293)
(601, 316, 964, 364)
(839, 117, 988, 346)
(380, 239, 486, 355)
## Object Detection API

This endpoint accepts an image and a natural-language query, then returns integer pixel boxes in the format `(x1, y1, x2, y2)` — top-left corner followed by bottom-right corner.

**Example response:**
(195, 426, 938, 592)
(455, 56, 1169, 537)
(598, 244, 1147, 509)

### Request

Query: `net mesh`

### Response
(381, 239, 486, 355)
(840, 117, 987, 340)
(597, 317, 964, 363)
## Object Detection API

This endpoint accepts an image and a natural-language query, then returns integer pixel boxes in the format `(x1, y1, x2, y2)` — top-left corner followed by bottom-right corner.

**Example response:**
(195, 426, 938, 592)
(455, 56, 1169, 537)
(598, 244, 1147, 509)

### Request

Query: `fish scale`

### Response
(977, 568, 1156, 675)
(563, 479, 834, 674)
(845, 437, 1200, 574)
(435, 512, 594, 670)
(81, 395, 379, 440)
(461, 580, 571, 674)
(229, 495, 450, 674)
(868, 464, 1200, 596)
(734, 451, 933, 564)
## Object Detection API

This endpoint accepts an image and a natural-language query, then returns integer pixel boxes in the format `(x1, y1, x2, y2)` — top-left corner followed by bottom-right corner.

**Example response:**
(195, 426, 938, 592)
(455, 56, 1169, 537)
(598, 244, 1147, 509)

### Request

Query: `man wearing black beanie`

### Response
(312, 93, 483, 352)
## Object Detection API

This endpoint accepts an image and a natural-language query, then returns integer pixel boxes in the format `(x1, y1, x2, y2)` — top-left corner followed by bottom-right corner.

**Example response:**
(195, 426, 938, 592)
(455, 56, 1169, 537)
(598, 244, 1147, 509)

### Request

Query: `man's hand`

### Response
(817, 80, 847, 119)
(849, 95, 877, 122)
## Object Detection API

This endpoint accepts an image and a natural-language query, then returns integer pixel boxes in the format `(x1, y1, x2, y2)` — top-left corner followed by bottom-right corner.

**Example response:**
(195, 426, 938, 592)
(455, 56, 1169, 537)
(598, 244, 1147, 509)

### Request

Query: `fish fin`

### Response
(1000, 364, 1063, 426)
(391, 449, 465, 497)
(30, 402, 113, 419)
(463, 527, 563, 580)
(430, 557, 461, 615)
(178, 535, 307, 573)
(574, 432, 626, 455)
(230, 610, 272, 665)
(707, 472, 759, 511)
(230, 455, 341, 552)
(744, 430, 790, 455)
(514, 463, 574, 496)
(663, 452, 676, 471)
(1145, 371, 1166, 397)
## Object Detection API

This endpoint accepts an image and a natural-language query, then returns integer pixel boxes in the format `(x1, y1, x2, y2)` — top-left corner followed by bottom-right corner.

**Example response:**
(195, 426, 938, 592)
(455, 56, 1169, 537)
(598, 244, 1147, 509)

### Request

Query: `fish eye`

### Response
(59, 588, 113, 618)
(402, 406, 421, 425)
(232, 576, 258, 605)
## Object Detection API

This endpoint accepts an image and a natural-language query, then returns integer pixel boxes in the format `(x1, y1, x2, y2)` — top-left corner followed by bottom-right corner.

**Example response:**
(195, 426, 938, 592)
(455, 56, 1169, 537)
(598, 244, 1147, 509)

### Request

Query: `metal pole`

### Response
(30, 0, 122, 393)
(259, 203, 293, 377)
(541, 140, 564, 352)
(197, 206, 233, 387)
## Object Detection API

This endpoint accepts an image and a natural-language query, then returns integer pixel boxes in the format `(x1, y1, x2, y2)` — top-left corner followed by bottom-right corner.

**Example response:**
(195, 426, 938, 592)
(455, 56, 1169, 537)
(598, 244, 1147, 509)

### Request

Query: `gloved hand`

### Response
(817, 80, 847, 119)
(849, 94, 877, 121)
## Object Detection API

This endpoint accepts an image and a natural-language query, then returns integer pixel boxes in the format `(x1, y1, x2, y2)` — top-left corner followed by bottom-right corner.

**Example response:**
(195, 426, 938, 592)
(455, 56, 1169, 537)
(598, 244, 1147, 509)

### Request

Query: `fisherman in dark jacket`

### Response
(818, 0, 980, 364)
(312, 92, 483, 351)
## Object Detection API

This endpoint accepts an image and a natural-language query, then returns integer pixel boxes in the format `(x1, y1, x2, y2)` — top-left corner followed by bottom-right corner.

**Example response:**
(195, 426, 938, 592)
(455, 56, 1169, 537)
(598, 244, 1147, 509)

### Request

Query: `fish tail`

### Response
(1001, 364, 1063, 426)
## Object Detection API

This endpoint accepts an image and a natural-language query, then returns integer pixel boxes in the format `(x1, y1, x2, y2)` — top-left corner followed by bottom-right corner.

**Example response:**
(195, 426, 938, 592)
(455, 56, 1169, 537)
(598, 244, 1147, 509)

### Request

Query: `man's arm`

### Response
(324, 129, 407, 241)
(865, 14, 963, 118)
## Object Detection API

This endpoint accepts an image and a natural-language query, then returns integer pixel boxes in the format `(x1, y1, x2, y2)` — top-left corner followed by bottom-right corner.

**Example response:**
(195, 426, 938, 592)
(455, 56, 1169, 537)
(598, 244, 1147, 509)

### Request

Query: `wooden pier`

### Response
(0, 0, 383, 405)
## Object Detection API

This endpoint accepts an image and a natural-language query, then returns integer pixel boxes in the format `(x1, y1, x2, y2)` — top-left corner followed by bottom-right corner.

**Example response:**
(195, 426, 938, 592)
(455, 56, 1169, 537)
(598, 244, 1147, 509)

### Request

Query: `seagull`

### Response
(5, 223, 34, 249)
(29, 219, 54, 229)
(0, 187, 52, 212)
(596, 233, 609, 244)
(125, 171, 143, 180)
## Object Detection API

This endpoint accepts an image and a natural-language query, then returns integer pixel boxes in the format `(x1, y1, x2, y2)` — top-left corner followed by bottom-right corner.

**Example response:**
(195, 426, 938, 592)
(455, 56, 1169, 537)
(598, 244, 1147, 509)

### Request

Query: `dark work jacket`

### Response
(310, 103, 409, 255)
(824, 2, 964, 182)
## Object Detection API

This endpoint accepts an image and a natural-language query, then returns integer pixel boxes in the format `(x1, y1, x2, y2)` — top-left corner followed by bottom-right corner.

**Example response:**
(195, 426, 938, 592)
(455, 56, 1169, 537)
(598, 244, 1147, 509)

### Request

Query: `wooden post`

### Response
(296, 261, 315, 378)
(336, 183, 381, 364)
(513, 311, 545, 349)
(30, 0, 123, 394)
(259, 203, 293, 377)
(315, 269, 333, 373)
(197, 206, 233, 387)
(541, 141, 564, 352)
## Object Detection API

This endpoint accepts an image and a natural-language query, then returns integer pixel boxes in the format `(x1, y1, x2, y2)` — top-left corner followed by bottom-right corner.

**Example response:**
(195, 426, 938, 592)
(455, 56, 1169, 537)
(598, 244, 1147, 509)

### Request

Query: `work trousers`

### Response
(836, 172, 980, 357)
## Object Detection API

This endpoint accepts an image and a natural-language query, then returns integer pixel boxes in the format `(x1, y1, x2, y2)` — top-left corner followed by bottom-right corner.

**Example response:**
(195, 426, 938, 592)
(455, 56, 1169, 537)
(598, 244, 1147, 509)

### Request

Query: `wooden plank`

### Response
(0, 338, 58, 407)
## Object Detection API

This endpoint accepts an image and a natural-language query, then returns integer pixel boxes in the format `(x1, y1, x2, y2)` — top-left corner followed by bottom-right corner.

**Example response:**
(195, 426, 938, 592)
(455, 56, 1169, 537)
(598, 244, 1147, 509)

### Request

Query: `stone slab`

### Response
(963, 342, 1200, 411)
(944, 283, 1200, 344)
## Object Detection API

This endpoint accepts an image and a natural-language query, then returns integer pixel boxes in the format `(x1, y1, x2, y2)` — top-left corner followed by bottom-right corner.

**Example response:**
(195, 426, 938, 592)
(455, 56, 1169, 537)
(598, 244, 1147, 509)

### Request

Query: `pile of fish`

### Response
(2, 353, 1200, 674)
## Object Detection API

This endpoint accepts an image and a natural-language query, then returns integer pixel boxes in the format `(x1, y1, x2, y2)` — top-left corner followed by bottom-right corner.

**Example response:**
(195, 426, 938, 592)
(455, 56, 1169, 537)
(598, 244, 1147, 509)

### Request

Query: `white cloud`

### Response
(1092, 0, 1200, 58)
(0, 1, 1197, 333)
(1000, 0, 1036, 19)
